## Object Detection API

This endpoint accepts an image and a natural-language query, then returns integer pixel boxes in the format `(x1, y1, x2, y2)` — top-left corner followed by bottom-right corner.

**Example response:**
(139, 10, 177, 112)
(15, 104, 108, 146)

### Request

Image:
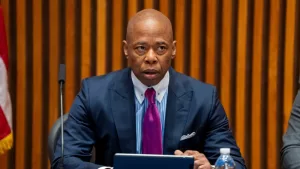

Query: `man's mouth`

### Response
(143, 70, 159, 79)
(144, 72, 157, 75)
(143, 69, 158, 74)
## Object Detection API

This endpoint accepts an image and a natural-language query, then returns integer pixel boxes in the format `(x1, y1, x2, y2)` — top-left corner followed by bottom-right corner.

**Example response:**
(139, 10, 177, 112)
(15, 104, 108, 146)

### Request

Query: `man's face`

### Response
(124, 19, 176, 86)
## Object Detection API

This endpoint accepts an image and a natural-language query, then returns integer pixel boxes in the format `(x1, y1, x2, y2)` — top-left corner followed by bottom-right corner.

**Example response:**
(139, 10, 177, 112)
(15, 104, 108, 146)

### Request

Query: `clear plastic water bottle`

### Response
(214, 148, 236, 169)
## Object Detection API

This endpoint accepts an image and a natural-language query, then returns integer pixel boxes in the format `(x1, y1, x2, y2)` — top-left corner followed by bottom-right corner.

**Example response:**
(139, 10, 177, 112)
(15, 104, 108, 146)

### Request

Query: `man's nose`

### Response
(145, 49, 157, 64)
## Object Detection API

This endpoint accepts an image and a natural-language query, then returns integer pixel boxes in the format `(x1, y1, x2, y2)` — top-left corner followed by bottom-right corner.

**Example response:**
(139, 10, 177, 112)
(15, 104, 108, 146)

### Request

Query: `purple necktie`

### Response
(142, 88, 163, 154)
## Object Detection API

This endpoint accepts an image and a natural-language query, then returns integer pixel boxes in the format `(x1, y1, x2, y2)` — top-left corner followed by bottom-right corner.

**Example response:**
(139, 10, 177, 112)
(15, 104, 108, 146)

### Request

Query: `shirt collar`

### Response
(131, 71, 169, 104)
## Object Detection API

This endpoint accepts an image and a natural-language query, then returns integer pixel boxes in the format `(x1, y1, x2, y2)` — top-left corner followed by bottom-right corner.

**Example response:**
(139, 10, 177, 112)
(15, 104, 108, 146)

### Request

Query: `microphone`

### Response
(58, 64, 66, 169)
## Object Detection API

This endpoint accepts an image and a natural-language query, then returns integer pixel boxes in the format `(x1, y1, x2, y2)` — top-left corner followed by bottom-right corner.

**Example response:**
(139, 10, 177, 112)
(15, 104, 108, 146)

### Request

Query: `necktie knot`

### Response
(145, 88, 156, 104)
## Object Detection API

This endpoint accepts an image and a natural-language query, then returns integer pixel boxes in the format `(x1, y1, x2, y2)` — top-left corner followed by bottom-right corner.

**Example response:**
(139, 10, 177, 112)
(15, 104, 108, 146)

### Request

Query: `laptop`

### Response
(113, 153, 194, 169)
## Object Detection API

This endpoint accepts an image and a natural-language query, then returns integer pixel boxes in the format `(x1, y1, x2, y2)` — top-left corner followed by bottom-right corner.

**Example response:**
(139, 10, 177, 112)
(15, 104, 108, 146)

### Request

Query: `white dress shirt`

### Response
(99, 71, 170, 169)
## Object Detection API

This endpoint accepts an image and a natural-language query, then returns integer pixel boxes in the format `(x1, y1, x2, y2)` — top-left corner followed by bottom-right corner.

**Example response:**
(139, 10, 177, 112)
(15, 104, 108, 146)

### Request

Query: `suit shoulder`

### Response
(176, 72, 216, 93)
(82, 68, 128, 88)
(175, 72, 218, 113)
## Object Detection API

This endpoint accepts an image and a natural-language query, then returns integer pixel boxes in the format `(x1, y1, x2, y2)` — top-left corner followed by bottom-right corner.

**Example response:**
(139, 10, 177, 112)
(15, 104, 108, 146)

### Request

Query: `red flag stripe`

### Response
(0, 6, 8, 70)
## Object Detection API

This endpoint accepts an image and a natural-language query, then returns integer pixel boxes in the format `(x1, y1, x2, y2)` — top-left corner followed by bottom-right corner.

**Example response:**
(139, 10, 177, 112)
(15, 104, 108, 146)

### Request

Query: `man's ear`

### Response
(123, 40, 128, 58)
(171, 40, 176, 59)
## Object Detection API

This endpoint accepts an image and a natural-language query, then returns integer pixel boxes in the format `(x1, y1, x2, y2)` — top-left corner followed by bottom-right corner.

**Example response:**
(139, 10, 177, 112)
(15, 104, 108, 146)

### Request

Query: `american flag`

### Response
(0, 5, 12, 155)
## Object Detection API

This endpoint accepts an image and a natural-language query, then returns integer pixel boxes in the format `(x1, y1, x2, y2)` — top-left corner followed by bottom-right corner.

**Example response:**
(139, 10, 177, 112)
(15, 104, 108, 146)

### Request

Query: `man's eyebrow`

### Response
(133, 42, 147, 45)
(156, 41, 168, 45)
(132, 41, 168, 45)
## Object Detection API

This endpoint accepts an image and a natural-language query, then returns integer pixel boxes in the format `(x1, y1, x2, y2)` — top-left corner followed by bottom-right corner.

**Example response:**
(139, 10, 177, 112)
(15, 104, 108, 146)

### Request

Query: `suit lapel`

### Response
(163, 68, 193, 154)
(110, 68, 136, 153)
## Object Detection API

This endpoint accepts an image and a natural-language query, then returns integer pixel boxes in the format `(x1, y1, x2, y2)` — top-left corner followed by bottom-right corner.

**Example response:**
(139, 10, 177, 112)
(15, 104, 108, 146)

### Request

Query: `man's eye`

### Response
(136, 46, 146, 52)
(157, 46, 167, 54)
(158, 46, 166, 51)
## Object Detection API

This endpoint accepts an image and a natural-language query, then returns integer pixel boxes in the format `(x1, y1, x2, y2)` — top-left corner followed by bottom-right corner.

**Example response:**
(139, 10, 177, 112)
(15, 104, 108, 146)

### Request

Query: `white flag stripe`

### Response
(0, 56, 12, 129)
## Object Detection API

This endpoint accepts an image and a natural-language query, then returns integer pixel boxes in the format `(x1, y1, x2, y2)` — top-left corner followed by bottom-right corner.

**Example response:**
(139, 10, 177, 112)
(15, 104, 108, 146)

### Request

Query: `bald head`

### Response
(123, 9, 176, 86)
(126, 9, 173, 43)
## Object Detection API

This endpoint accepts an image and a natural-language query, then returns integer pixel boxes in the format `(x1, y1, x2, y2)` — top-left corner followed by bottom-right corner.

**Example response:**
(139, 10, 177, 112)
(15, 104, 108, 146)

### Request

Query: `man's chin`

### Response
(141, 76, 160, 86)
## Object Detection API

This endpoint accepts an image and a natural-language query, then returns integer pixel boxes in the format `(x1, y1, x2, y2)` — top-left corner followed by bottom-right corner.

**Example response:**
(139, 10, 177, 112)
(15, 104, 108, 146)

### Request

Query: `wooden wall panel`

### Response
(97, 0, 107, 75)
(205, 0, 217, 85)
(128, 0, 138, 21)
(48, 0, 59, 168)
(65, 0, 76, 113)
(0, 150, 8, 169)
(220, 0, 233, 121)
(81, 0, 91, 79)
(112, 0, 124, 71)
(267, 0, 282, 168)
(15, 0, 27, 168)
(174, 0, 185, 73)
(283, 0, 296, 133)
(1, 0, 300, 169)
(48, 0, 59, 131)
(32, 0, 43, 168)
(159, 0, 169, 17)
(144, 0, 153, 8)
(235, 0, 248, 158)
(251, 0, 264, 168)
(189, 0, 201, 80)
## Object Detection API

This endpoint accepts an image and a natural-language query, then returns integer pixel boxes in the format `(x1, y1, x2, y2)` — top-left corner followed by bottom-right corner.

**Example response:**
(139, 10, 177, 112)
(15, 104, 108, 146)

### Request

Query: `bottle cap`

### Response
(220, 148, 230, 154)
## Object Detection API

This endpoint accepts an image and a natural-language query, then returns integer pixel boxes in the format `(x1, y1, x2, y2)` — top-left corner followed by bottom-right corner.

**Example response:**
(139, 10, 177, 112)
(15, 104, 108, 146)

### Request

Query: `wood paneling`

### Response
(81, 0, 91, 79)
(97, 0, 107, 75)
(251, 0, 264, 168)
(235, 0, 248, 158)
(65, 0, 76, 113)
(283, 0, 296, 134)
(144, 0, 153, 8)
(159, 0, 169, 17)
(174, 0, 185, 73)
(32, 0, 43, 168)
(189, 0, 201, 80)
(112, 0, 124, 71)
(267, 0, 282, 168)
(15, 0, 27, 168)
(128, 0, 138, 20)
(205, 0, 217, 85)
(0, 0, 299, 169)
(220, 0, 233, 121)
(48, 0, 59, 131)
(48, 0, 59, 168)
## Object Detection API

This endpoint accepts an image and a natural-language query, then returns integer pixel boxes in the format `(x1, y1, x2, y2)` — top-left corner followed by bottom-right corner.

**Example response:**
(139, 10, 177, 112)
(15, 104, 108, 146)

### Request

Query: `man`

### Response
(52, 9, 246, 169)
(281, 78, 300, 169)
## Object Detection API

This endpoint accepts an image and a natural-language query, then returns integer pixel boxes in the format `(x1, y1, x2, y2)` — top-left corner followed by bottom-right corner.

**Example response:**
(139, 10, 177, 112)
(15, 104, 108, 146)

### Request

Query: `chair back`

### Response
(48, 113, 96, 163)
(47, 113, 69, 163)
